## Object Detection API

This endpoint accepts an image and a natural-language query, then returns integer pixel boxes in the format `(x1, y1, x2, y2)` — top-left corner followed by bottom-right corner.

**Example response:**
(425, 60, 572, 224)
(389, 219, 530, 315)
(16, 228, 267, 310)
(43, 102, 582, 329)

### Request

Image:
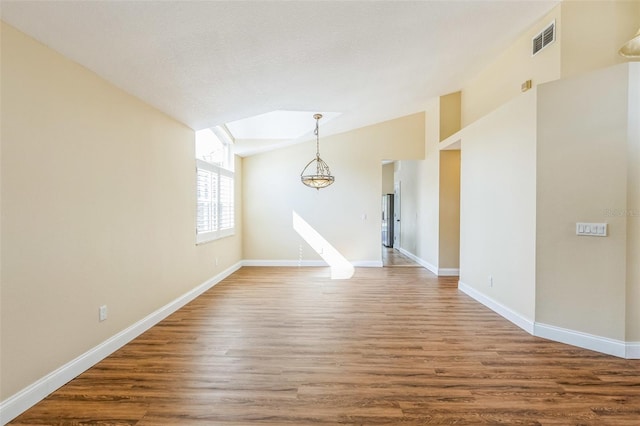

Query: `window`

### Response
(196, 127, 234, 243)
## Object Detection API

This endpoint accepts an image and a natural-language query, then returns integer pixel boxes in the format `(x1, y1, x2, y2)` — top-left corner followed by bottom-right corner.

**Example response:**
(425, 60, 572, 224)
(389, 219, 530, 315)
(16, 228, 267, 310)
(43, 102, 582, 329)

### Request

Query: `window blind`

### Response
(196, 159, 234, 243)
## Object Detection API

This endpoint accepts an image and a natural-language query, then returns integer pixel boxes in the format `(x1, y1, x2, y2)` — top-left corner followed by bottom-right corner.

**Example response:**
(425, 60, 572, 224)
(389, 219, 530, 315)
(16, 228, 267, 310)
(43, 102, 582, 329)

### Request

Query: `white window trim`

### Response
(196, 158, 235, 244)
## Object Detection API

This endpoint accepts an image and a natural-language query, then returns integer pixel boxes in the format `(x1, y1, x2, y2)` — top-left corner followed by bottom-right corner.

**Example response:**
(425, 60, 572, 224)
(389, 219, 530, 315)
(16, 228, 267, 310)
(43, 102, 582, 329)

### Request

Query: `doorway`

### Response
(393, 181, 401, 249)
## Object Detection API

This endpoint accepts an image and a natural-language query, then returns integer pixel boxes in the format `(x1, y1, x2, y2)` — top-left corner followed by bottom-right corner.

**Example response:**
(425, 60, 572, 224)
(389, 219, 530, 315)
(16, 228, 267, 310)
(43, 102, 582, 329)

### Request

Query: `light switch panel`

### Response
(576, 222, 607, 237)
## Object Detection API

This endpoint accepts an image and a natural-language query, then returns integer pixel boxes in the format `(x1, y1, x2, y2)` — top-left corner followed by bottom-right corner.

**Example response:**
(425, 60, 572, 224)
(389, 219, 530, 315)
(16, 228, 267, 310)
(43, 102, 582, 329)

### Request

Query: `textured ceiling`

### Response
(1, 0, 558, 155)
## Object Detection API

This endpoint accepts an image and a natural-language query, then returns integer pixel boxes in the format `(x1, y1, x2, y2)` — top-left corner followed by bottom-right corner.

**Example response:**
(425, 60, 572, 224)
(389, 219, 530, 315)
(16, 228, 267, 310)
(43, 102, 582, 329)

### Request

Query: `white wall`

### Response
(459, 91, 538, 323)
(242, 113, 425, 265)
(1, 23, 243, 401)
(395, 160, 421, 256)
(393, 99, 441, 271)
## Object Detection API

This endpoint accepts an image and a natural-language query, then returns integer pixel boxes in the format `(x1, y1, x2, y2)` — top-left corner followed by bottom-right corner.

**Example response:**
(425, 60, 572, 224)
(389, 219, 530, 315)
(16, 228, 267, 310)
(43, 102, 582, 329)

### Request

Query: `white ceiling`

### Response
(226, 110, 341, 139)
(1, 0, 558, 156)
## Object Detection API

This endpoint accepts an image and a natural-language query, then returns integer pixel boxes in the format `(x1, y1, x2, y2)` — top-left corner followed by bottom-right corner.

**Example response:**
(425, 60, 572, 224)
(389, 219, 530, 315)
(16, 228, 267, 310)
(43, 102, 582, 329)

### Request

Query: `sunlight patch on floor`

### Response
(292, 211, 354, 279)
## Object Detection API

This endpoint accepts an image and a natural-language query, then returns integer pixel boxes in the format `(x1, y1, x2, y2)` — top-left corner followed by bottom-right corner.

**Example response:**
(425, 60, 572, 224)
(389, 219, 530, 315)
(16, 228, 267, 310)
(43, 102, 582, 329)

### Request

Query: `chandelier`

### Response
(301, 113, 335, 189)
(619, 27, 640, 58)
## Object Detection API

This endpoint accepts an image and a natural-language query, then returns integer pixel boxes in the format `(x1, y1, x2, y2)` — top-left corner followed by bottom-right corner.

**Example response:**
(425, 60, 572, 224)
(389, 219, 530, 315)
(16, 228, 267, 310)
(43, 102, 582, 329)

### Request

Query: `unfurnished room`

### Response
(1, 0, 639, 424)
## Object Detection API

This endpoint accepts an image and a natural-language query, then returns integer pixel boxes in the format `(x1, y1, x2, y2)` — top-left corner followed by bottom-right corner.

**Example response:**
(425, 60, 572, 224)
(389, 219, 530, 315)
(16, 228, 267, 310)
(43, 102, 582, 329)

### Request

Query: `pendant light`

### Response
(301, 113, 335, 189)
(619, 28, 640, 58)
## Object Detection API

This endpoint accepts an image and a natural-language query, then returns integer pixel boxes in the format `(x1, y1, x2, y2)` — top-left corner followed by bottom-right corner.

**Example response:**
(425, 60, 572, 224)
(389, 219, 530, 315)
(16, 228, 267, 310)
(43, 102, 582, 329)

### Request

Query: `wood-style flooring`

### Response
(382, 247, 421, 267)
(10, 267, 640, 425)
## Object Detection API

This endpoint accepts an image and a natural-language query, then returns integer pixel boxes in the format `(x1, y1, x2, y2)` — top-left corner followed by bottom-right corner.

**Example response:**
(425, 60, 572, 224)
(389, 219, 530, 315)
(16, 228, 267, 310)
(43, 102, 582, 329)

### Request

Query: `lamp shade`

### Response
(619, 28, 640, 59)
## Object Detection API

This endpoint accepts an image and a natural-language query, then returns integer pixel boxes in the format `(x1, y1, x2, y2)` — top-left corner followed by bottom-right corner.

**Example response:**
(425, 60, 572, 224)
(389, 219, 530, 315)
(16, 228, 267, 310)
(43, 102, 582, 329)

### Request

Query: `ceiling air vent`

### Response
(532, 21, 555, 56)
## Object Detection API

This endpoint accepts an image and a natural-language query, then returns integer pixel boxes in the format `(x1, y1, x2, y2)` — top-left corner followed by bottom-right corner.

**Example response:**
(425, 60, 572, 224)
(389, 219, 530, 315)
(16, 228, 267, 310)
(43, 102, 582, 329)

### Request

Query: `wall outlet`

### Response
(488, 275, 493, 288)
(215, 257, 219, 266)
(99, 305, 108, 322)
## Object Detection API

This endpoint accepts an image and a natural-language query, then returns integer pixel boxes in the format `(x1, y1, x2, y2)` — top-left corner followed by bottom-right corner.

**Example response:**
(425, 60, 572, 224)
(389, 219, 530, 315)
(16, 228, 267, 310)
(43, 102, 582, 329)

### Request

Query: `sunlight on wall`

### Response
(292, 211, 354, 279)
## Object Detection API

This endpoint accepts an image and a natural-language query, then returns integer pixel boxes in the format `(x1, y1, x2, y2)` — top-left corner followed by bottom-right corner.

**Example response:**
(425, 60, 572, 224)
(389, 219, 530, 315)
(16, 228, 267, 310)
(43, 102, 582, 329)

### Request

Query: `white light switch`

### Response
(576, 223, 607, 237)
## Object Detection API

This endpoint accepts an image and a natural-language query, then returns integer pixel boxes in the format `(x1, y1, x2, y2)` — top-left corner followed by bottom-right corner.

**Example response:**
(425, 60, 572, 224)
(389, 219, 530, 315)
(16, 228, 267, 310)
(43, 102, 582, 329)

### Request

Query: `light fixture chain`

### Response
(315, 116, 320, 158)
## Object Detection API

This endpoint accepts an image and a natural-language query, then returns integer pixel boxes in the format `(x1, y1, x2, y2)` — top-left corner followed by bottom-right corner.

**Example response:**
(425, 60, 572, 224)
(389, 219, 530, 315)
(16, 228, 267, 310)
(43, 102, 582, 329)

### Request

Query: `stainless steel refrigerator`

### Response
(382, 194, 394, 247)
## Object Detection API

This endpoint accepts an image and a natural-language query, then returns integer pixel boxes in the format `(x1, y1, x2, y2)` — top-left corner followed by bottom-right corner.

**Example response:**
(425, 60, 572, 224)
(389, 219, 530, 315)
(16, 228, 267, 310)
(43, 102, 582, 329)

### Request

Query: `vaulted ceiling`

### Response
(1, 0, 558, 155)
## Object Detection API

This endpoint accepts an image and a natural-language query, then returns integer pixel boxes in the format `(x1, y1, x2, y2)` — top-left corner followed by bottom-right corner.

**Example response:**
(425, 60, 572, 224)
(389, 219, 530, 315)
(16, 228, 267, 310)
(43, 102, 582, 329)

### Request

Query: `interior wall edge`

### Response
(457, 281, 535, 334)
(396, 247, 438, 275)
(0, 262, 242, 425)
(241, 260, 384, 268)
(458, 280, 639, 360)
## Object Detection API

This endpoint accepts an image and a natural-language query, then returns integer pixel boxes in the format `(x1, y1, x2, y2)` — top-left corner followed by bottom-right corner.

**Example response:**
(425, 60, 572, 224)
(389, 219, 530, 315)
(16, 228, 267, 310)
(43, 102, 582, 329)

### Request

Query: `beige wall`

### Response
(560, 0, 640, 79)
(438, 150, 460, 269)
(396, 97, 462, 273)
(0, 23, 243, 399)
(462, 1, 640, 128)
(536, 64, 633, 341)
(394, 99, 441, 269)
(439, 91, 461, 142)
(416, 100, 442, 268)
(459, 91, 538, 322)
(382, 162, 394, 195)
(461, 6, 561, 127)
(242, 113, 424, 264)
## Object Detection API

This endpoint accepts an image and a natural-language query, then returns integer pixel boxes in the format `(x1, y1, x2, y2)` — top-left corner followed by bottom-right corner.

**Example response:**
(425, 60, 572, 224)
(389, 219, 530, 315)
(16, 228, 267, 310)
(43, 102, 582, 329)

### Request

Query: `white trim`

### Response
(437, 268, 460, 276)
(241, 260, 383, 268)
(196, 228, 235, 244)
(396, 247, 459, 276)
(396, 247, 437, 274)
(352, 260, 383, 267)
(534, 322, 627, 358)
(0, 262, 242, 425)
(457, 281, 535, 334)
(626, 342, 640, 359)
(242, 259, 327, 267)
(457, 281, 639, 360)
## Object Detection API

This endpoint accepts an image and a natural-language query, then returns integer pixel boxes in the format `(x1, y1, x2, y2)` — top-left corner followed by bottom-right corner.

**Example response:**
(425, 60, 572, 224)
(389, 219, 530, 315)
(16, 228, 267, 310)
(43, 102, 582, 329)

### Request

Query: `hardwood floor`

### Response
(382, 247, 421, 267)
(10, 267, 640, 425)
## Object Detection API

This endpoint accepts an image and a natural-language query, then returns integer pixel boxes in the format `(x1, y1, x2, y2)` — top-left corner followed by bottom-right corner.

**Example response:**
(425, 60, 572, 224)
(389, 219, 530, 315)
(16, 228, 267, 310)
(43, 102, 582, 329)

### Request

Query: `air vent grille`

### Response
(532, 21, 555, 56)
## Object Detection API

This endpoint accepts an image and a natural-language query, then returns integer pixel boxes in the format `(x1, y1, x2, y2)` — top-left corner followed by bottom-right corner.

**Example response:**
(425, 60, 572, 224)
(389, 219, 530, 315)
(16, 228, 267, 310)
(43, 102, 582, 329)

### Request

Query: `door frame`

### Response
(393, 181, 401, 249)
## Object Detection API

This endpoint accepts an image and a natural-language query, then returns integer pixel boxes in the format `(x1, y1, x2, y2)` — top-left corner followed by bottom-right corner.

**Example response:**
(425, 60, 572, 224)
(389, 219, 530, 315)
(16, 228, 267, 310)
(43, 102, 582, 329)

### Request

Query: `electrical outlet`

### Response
(215, 257, 219, 266)
(99, 305, 108, 322)
(488, 275, 493, 288)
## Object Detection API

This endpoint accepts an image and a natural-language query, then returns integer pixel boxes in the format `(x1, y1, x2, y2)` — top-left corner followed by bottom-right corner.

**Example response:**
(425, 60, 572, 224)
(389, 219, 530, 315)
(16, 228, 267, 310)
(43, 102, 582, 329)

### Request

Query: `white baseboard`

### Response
(626, 342, 640, 359)
(0, 262, 242, 425)
(534, 322, 627, 358)
(352, 260, 383, 267)
(242, 259, 383, 268)
(458, 280, 639, 360)
(457, 281, 535, 334)
(242, 259, 327, 267)
(437, 268, 460, 276)
(395, 248, 458, 276)
(396, 247, 437, 274)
